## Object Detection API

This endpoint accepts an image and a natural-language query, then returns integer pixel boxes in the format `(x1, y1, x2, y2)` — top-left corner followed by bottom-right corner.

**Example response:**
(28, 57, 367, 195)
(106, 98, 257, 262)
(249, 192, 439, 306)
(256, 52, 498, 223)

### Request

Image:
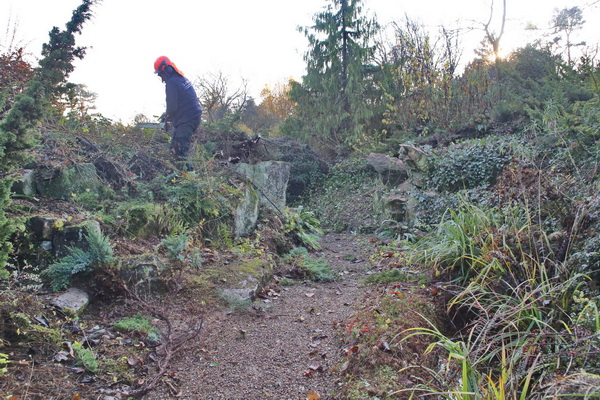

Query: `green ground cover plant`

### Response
(72, 341, 98, 373)
(113, 313, 160, 342)
(283, 247, 337, 282)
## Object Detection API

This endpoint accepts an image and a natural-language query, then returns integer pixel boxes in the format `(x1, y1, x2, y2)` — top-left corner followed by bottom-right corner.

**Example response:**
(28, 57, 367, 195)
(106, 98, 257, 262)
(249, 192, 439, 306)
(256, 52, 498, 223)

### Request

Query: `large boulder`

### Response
(373, 182, 419, 226)
(219, 258, 274, 303)
(233, 184, 260, 237)
(29, 217, 56, 241)
(236, 161, 290, 212)
(11, 169, 36, 196)
(52, 220, 102, 258)
(398, 144, 429, 188)
(398, 144, 428, 171)
(366, 153, 408, 187)
(119, 254, 169, 295)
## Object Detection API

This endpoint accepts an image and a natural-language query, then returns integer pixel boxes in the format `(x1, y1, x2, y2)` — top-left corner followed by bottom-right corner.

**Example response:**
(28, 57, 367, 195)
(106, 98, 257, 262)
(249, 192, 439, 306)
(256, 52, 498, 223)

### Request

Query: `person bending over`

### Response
(154, 56, 202, 170)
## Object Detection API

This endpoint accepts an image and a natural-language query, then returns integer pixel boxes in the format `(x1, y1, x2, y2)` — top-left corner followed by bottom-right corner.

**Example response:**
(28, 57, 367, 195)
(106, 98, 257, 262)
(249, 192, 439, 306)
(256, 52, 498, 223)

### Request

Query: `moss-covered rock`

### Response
(118, 254, 168, 295)
(35, 163, 108, 200)
(195, 257, 274, 304)
(236, 161, 290, 212)
(233, 185, 260, 237)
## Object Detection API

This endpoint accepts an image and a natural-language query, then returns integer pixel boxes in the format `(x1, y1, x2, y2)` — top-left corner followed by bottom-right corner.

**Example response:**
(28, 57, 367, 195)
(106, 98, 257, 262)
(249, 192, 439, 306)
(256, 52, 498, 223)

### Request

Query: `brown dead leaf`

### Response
(306, 391, 320, 400)
(127, 356, 142, 367)
(344, 345, 359, 355)
(73, 394, 81, 400)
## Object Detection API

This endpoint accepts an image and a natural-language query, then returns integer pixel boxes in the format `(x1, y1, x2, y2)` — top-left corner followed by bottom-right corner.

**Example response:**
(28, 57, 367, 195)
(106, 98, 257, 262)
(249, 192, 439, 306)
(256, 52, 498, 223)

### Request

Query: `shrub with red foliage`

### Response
(0, 48, 34, 112)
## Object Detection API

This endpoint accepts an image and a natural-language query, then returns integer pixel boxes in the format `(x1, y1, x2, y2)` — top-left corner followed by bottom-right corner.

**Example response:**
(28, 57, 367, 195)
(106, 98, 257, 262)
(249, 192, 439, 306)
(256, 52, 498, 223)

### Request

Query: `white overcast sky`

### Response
(1, 0, 598, 123)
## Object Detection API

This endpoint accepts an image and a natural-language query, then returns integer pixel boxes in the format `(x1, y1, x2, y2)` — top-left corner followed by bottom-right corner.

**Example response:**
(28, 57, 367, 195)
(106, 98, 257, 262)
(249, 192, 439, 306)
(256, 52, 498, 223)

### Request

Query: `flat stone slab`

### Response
(50, 288, 89, 316)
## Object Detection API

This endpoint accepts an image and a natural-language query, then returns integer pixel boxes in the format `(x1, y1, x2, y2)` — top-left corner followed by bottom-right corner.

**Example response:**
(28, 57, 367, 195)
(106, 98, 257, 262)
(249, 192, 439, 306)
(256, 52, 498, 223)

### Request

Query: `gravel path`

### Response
(144, 233, 376, 400)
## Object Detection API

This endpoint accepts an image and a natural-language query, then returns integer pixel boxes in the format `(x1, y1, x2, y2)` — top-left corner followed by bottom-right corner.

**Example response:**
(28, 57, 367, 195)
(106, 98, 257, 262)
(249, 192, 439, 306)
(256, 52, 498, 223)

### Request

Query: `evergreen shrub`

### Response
(430, 138, 511, 192)
(45, 225, 114, 291)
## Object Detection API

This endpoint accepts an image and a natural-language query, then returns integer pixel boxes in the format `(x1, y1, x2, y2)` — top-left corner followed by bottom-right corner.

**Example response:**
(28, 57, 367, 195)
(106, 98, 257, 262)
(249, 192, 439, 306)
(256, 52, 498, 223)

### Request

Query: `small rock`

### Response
(50, 288, 89, 316)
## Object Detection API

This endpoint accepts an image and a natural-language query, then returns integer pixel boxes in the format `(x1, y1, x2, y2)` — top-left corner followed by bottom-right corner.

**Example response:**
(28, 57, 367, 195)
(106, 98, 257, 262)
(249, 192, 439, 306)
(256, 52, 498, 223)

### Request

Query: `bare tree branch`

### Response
(194, 71, 249, 122)
(483, 0, 506, 61)
(108, 270, 205, 398)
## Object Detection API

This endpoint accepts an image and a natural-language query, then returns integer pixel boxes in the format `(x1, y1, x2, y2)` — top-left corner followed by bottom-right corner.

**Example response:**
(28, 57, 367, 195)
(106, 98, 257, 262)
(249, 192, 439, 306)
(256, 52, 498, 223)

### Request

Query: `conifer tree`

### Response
(290, 0, 379, 151)
(0, 0, 95, 276)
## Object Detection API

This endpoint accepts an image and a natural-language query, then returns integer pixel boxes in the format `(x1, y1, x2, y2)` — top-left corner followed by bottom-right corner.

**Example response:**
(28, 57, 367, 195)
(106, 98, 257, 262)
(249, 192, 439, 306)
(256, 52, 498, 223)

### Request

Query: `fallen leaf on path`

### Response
(306, 391, 320, 400)
(305, 292, 315, 298)
(344, 345, 359, 355)
(339, 360, 350, 372)
(127, 356, 142, 367)
(54, 351, 70, 362)
(308, 361, 324, 372)
(379, 341, 391, 352)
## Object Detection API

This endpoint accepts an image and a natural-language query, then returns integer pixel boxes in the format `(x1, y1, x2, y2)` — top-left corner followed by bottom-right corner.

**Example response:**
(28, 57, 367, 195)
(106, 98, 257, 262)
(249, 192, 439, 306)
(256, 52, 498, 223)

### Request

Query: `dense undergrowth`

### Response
(1, 1, 599, 398)
(329, 86, 600, 400)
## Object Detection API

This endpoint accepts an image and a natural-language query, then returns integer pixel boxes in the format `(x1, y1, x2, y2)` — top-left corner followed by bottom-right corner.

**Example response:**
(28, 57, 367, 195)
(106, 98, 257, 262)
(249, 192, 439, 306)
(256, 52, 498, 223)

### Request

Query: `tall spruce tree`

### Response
(0, 0, 95, 276)
(290, 0, 379, 152)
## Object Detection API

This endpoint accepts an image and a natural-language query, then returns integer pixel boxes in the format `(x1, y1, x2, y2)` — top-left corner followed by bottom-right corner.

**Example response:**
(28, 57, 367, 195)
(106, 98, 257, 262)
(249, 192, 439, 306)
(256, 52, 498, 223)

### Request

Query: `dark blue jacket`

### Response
(165, 74, 202, 127)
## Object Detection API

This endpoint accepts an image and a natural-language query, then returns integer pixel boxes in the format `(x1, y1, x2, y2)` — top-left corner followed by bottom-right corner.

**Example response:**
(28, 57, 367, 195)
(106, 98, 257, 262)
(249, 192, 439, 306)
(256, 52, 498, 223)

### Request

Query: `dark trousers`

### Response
(171, 117, 200, 160)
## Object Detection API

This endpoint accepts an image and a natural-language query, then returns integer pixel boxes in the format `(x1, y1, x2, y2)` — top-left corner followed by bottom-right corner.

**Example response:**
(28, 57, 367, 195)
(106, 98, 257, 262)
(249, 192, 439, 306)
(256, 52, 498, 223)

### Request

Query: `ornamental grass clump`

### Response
(400, 194, 600, 399)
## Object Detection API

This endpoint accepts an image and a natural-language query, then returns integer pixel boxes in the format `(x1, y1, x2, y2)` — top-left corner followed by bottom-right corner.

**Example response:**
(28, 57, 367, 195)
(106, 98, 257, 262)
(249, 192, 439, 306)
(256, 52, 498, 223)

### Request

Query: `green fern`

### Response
(284, 206, 324, 250)
(72, 341, 98, 373)
(86, 225, 114, 264)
